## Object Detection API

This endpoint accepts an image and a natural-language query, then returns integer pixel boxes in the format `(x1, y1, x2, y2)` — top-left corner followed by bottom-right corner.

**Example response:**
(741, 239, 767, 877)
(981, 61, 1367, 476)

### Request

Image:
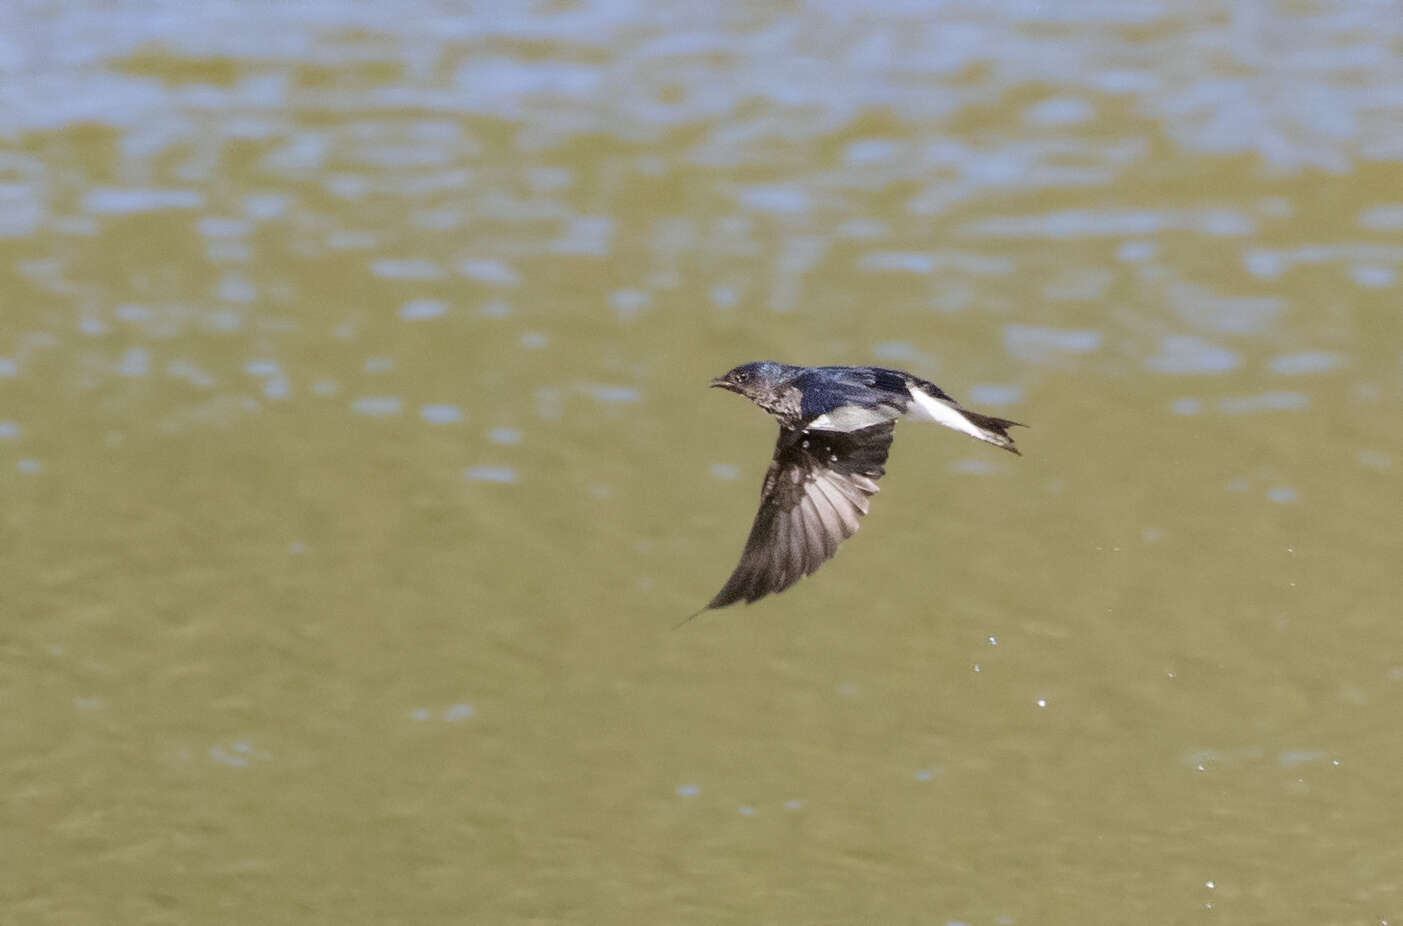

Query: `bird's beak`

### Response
(710, 376, 733, 391)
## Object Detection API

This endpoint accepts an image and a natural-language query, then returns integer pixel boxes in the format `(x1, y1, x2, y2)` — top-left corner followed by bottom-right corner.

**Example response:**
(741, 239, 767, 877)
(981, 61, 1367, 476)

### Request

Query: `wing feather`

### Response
(809, 473, 862, 536)
(776, 501, 802, 586)
(796, 491, 835, 562)
(707, 421, 894, 609)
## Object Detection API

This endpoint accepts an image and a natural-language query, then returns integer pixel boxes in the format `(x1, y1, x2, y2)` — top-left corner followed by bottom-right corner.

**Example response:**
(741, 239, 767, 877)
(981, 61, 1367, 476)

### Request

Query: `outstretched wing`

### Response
(707, 421, 894, 609)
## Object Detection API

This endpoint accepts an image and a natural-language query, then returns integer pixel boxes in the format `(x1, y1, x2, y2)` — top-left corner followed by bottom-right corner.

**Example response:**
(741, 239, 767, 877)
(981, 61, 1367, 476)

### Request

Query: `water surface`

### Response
(3, 2, 1402, 923)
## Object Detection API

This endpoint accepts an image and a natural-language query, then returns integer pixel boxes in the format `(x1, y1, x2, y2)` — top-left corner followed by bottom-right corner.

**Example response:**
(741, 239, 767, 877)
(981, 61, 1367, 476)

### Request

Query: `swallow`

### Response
(697, 361, 1024, 613)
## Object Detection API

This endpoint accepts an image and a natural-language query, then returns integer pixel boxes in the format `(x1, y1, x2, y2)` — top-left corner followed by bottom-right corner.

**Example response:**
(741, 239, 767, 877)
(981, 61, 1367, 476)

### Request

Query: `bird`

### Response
(695, 361, 1024, 615)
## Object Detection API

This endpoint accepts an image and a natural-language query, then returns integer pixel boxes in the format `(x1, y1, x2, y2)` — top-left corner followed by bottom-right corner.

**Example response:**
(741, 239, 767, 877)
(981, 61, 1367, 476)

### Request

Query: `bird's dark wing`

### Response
(707, 421, 894, 609)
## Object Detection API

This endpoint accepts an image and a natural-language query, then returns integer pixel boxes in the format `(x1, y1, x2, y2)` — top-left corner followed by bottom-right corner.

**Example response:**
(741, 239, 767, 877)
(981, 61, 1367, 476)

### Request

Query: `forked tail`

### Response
(960, 409, 1026, 455)
(903, 381, 1027, 454)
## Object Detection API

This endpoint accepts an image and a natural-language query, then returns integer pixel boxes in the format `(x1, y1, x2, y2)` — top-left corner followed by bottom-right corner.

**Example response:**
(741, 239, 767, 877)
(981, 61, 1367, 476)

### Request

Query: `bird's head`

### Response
(710, 361, 788, 401)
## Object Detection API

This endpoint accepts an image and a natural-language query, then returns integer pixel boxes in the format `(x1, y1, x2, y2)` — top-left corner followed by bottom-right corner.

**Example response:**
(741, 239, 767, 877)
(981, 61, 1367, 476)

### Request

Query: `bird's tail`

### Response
(904, 383, 1026, 454)
(958, 409, 1025, 455)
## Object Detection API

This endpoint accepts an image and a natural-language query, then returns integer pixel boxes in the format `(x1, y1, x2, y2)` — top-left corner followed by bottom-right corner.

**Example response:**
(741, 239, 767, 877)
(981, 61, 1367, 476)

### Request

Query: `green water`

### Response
(3, 2, 1402, 923)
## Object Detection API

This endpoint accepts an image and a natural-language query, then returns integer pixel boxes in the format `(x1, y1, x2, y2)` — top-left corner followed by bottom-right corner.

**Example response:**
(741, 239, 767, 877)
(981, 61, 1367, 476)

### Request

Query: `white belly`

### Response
(805, 403, 900, 432)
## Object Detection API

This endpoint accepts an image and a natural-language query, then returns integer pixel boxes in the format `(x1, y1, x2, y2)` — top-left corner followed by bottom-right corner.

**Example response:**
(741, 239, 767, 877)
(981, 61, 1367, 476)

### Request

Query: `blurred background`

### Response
(3, 1, 1401, 923)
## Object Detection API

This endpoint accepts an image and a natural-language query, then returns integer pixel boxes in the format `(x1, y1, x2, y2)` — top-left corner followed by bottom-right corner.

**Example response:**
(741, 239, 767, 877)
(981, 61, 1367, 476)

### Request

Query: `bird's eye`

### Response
(736, 371, 749, 382)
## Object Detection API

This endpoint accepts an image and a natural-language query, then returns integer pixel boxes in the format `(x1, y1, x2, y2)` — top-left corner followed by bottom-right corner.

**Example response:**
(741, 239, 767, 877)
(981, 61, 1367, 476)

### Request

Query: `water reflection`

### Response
(350, 395, 403, 417)
(1145, 335, 1240, 375)
(1002, 324, 1102, 362)
(1268, 351, 1344, 375)
(486, 427, 522, 445)
(464, 464, 519, 484)
(419, 403, 463, 423)
(1217, 391, 1308, 414)
(2, 0, 1401, 922)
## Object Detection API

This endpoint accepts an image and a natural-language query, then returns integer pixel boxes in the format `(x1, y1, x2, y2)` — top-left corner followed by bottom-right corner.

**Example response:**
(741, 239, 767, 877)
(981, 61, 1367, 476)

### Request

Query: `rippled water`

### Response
(3, 2, 1402, 923)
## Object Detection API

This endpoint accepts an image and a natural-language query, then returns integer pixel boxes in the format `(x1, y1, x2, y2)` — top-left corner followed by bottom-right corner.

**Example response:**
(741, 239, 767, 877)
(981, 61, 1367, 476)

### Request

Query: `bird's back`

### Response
(794, 366, 913, 419)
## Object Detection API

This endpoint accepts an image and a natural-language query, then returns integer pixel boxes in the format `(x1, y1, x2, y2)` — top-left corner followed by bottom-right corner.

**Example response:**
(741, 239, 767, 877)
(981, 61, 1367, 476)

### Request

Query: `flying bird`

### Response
(697, 361, 1024, 613)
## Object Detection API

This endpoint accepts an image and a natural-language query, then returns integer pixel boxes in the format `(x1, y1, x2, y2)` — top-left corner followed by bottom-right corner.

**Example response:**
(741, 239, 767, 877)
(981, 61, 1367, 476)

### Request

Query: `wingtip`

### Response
(674, 604, 716, 628)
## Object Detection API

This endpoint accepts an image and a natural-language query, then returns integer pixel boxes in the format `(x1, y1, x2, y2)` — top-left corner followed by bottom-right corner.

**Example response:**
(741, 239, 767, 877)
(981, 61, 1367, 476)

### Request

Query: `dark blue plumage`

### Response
(793, 366, 952, 420)
(693, 362, 1026, 613)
